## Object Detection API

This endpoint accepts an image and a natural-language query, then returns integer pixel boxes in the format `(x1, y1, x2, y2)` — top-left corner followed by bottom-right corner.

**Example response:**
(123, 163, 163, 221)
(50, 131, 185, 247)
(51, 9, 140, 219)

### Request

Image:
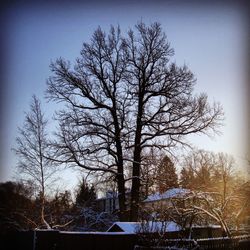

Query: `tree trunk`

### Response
(41, 197, 51, 229)
(113, 108, 127, 221)
(117, 172, 127, 221)
(115, 141, 126, 221)
(130, 87, 144, 221)
(130, 150, 141, 221)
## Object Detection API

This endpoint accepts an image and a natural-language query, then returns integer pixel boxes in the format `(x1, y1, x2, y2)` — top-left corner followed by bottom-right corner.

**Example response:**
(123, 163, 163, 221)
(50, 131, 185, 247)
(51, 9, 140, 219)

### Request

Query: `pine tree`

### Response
(75, 178, 96, 208)
(156, 156, 178, 193)
(179, 167, 195, 189)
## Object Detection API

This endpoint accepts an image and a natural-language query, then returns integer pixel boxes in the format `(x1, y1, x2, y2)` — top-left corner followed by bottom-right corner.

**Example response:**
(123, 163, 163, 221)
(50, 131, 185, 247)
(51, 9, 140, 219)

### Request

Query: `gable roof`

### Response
(107, 222, 140, 233)
(143, 188, 191, 202)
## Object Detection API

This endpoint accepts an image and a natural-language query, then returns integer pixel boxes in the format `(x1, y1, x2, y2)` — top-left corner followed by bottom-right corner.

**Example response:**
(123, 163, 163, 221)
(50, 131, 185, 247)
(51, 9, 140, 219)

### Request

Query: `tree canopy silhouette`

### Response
(75, 178, 96, 208)
(47, 22, 224, 221)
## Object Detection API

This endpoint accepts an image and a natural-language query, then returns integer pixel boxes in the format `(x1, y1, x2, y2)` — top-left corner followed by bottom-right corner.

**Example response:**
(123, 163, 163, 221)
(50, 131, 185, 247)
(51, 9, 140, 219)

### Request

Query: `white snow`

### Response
(144, 188, 191, 202)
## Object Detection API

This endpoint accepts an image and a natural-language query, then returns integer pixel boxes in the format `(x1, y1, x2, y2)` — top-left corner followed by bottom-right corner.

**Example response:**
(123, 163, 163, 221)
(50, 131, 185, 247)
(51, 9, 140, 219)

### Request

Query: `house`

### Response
(107, 222, 223, 239)
(95, 188, 193, 218)
(142, 188, 191, 212)
(142, 188, 225, 236)
(96, 190, 131, 214)
(96, 191, 119, 214)
(187, 225, 223, 239)
(144, 188, 191, 202)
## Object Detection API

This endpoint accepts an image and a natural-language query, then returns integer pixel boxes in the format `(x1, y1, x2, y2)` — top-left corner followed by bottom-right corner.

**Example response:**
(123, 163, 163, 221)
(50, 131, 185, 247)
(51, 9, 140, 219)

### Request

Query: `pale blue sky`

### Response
(1, 1, 248, 189)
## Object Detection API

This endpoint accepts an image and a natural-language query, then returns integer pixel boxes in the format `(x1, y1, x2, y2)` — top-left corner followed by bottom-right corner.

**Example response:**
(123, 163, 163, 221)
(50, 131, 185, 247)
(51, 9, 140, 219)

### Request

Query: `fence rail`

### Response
(197, 235, 250, 250)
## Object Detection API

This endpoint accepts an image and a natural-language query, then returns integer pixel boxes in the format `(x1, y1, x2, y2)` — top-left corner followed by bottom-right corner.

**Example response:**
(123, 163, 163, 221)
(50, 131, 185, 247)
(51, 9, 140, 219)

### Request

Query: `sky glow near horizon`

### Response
(1, 1, 248, 190)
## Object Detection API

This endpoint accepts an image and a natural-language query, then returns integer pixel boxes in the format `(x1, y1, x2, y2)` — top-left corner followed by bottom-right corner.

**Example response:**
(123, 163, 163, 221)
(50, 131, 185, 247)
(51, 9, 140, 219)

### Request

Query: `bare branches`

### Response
(13, 96, 58, 229)
(46, 22, 224, 221)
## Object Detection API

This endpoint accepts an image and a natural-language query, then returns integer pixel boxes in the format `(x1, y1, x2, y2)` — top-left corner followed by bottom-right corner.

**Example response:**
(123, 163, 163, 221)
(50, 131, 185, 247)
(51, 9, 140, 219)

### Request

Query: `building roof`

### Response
(107, 221, 181, 234)
(107, 222, 140, 233)
(143, 188, 191, 202)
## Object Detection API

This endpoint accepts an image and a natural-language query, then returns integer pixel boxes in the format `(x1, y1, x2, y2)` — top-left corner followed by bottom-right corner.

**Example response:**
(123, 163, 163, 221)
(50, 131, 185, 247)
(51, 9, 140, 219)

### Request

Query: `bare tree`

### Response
(180, 150, 217, 191)
(140, 150, 178, 197)
(140, 148, 163, 198)
(13, 95, 57, 228)
(179, 151, 249, 236)
(46, 22, 223, 221)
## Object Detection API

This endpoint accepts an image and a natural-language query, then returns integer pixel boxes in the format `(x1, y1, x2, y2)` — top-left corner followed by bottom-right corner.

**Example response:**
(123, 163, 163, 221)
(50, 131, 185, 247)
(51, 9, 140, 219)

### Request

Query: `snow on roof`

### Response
(60, 231, 134, 235)
(144, 188, 191, 202)
(152, 221, 181, 232)
(107, 222, 140, 233)
(107, 221, 181, 234)
(191, 224, 221, 229)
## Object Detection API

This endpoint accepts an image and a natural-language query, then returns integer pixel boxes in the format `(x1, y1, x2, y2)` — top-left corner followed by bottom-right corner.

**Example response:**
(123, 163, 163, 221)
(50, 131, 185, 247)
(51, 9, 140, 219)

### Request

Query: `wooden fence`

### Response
(1, 230, 137, 250)
(135, 235, 250, 249)
(197, 235, 250, 250)
(1, 230, 250, 250)
(58, 232, 137, 250)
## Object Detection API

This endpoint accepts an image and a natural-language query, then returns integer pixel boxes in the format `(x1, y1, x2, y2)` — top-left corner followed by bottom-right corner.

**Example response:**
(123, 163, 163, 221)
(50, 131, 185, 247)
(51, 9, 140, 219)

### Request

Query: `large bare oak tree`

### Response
(46, 22, 223, 221)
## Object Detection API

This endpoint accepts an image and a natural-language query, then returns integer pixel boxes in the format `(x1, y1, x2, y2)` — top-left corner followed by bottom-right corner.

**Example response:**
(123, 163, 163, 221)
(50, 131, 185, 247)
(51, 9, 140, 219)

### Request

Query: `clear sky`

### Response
(1, 1, 249, 189)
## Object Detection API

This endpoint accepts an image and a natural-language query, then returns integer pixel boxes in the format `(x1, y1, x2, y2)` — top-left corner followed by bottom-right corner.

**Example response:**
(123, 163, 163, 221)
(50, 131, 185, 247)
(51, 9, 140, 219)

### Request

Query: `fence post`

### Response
(33, 230, 37, 250)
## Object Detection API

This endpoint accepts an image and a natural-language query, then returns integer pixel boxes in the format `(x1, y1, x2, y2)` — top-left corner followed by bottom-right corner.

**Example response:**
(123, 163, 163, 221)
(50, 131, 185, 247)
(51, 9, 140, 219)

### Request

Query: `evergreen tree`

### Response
(179, 167, 195, 189)
(156, 156, 178, 193)
(75, 178, 96, 208)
